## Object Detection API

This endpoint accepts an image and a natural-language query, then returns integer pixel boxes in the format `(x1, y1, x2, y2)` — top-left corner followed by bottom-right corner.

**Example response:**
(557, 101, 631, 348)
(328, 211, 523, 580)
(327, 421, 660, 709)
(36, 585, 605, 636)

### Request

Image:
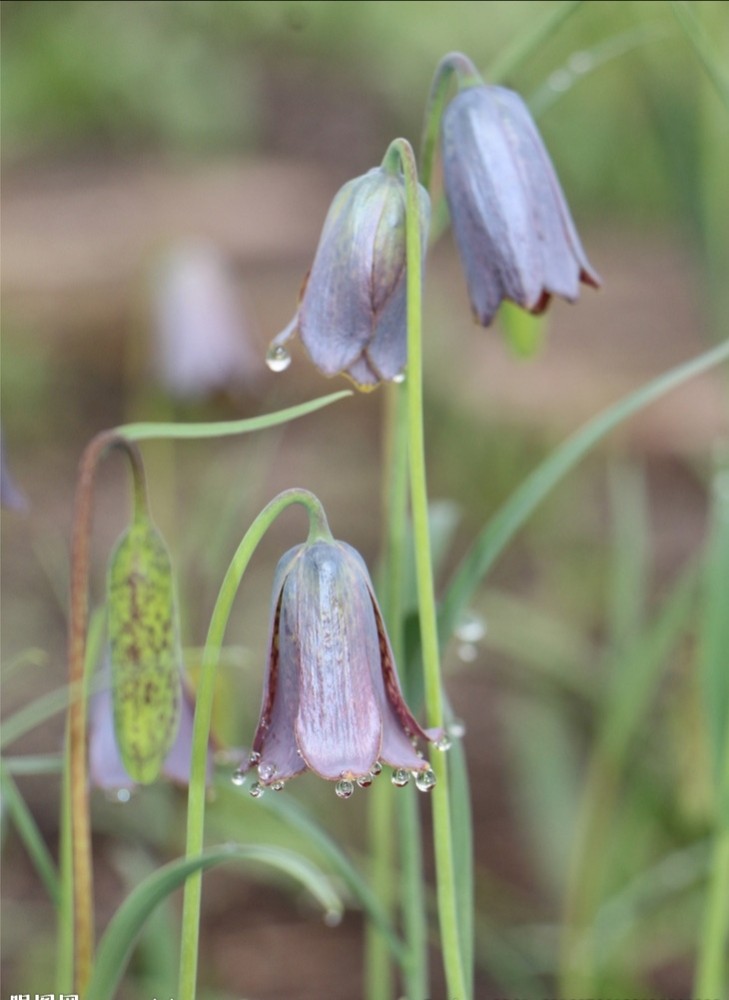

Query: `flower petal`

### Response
(251, 546, 308, 782)
(292, 542, 382, 780)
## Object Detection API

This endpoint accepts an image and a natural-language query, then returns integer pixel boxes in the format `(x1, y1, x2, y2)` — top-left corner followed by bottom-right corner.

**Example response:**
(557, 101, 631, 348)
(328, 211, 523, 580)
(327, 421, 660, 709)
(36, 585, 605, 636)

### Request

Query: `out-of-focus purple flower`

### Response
(269, 166, 430, 390)
(244, 538, 441, 797)
(88, 659, 213, 795)
(152, 241, 261, 399)
(439, 55, 600, 327)
(0, 429, 27, 511)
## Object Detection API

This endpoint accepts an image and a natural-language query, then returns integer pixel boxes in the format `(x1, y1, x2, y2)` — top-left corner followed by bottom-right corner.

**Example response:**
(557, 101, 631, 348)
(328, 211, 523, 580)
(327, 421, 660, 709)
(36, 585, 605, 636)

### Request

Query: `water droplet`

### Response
(271, 780, 286, 792)
(392, 372, 406, 384)
(548, 68, 572, 93)
(415, 768, 436, 792)
(458, 643, 478, 663)
(106, 787, 132, 804)
(357, 774, 373, 788)
(231, 768, 247, 787)
(371, 761, 383, 776)
(435, 735, 452, 752)
(568, 50, 594, 74)
(324, 908, 343, 927)
(455, 610, 486, 644)
(449, 718, 467, 739)
(335, 779, 355, 799)
(257, 761, 276, 782)
(391, 768, 410, 787)
(248, 750, 261, 765)
(266, 344, 291, 372)
(249, 781, 264, 799)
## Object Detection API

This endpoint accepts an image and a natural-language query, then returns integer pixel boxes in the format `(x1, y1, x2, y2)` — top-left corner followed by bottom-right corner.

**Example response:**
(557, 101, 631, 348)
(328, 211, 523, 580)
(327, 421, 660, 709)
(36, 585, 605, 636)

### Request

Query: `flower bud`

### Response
(107, 516, 183, 784)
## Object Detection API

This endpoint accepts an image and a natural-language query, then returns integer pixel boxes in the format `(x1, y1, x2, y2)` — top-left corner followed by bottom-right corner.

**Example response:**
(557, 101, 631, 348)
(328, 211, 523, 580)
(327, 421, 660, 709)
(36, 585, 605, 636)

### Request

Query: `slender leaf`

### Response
(250, 786, 408, 965)
(439, 339, 729, 647)
(0, 759, 60, 904)
(89, 844, 342, 1000)
(118, 390, 352, 441)
(670, 0, 729, 114)
(487, 0, 585, 84)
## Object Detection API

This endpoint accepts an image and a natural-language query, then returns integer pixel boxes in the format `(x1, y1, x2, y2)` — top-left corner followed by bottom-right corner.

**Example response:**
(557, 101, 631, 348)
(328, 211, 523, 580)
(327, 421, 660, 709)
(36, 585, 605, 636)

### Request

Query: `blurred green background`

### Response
(2, 2, 728, 999)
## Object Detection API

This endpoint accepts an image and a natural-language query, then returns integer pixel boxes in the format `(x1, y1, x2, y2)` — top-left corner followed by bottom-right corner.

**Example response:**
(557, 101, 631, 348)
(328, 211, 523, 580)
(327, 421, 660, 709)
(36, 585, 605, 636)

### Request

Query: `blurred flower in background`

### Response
(152, 241, 261, 400)
(0, 428, 28, 512)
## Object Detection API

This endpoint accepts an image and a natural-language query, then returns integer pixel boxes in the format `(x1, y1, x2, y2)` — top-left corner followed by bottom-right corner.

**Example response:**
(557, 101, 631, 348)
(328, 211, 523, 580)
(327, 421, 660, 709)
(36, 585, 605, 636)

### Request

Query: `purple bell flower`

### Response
(270, 165, 430, 390)
(245, 539, 440, 792)
(440, 57, 600, 326)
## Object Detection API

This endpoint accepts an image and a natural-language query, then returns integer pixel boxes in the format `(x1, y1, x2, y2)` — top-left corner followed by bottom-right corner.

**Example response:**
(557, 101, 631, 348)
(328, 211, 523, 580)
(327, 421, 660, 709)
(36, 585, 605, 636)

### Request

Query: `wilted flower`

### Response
(245, 538, 441, 795)
(88, 659, 213, 794)
(269, 164, 430, 390)
(152, 241, 261, 399)
(439, 54, 600, 326)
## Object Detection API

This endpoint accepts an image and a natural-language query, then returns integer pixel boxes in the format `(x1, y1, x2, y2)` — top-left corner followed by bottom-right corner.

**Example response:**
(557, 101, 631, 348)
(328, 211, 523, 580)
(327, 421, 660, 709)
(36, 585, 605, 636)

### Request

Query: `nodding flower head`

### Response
(270, 164, 430, 391)
(243, 538, 441, 796)
(439, 53, 600, 327)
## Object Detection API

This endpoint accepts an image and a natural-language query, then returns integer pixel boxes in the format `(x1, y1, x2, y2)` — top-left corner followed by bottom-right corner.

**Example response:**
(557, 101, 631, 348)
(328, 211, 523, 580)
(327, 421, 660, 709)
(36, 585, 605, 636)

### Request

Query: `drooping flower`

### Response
(244, 538, 441, 795)
(269, 163, 430, 390)
(438, 53, 600, 326)
(152, 241, 261, 399)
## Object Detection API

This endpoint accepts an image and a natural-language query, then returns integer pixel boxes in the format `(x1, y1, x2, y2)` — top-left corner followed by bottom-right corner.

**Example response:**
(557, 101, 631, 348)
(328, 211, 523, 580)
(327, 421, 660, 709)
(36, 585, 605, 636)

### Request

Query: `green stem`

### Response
(366, 384, 408, 1000)
(65, 431, 147, 995)
(391, 135, 470, 1000)
(695, 721, 729, 996)
(177, 489, 330, 1000)
(420, 52, 480, 191)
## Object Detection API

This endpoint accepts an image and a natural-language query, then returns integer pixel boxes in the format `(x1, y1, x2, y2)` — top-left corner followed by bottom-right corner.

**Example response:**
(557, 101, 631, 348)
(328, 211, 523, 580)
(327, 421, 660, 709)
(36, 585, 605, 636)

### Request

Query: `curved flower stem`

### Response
(388, 136, 471, 1000)
(420, 52, 480, 190)
(66, 431, 148, 995)
(177, 489, 330, 1000)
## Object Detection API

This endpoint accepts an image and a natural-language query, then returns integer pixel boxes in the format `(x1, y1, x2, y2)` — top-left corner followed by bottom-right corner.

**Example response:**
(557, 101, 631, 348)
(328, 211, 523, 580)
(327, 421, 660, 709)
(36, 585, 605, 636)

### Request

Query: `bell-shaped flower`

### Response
(439, 54, 600, 326)
(269, 163, 430, 390)
(244, 538, 441, 795)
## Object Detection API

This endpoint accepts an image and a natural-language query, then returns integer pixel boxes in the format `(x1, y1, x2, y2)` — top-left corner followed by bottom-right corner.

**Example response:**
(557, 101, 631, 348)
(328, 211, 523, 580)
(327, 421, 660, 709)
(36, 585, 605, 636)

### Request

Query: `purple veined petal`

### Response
(253, 587, 308, 783)
(492, 87, 600, 301)
(443, 85, 544, 324)
(0, 430, 28, 512)
(299, 173, 389, 377)
(365, 183, 430, 382)
(250, 545, 308, 782)
(292, 542, 382, 780)
(345, 353, 383, 390)
(335, 543, 440, 768)
(161, 681, 214, 786)
(88, 681, 135, 791)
